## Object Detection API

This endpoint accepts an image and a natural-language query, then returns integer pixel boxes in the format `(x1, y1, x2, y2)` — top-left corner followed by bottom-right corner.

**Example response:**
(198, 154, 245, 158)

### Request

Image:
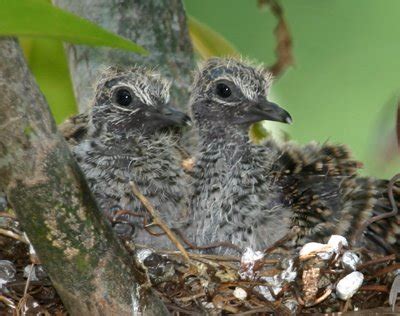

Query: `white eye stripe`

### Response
(209, 75, 259, 102)
(112, 80, 169, 107)
(113, 104, 140, 113)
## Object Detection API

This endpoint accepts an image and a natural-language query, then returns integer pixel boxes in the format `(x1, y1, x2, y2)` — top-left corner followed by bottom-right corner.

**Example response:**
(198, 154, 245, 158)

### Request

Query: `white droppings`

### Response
(327, 235, 348, 251)
(341, 251, 360, 271)
(259, 259, 297, 302)
(241, 247, 264, 264)
(299, 242, 334, 260)
(336, 271, 364, 300)
(240, 248, 264, 279)
(233, 287, 247, 300)
(23, 265, 37, 281)
(389, 274, 400, 311)
(0, 260, 16, 288)
(136, 249, 153, 264)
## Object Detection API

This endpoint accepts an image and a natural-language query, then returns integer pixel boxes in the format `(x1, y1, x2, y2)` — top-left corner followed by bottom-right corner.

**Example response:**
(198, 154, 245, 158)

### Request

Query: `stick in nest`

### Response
(173, 228, 242, 253)
(0, 228, 29, 244)
(129, 181, 190, 262)
(263, 225, 300, 253)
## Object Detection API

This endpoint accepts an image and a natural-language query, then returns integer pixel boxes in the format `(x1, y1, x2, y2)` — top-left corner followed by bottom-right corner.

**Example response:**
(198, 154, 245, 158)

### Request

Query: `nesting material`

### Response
(342, 251, 361, 271)
(0, 260, 16, 288)
(336, 271, 364, 300)
(233, 287, 247, 300)
(1, 210, 399, 315)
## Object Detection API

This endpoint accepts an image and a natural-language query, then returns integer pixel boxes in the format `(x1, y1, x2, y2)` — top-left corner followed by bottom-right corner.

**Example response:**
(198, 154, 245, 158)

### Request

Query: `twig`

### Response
(0, 228, 29, 244)
(306, 287, 332, 307)
(360, 284, 389, 293)
(261, 0, 294, 77)
(0, 295, 15, 309)
(263, 226, 300, 253)
(370, 263, 400, 279)
(234, 306, 275, 315)
(173, 228, 241, 253)
(135, 244, 242, 262)
(353, 173, 400, 245)
(129, 181, 190, 262)
(24, 264, 34, 296)
(357, 254, 396, 270)
(177, 292, 206, 303)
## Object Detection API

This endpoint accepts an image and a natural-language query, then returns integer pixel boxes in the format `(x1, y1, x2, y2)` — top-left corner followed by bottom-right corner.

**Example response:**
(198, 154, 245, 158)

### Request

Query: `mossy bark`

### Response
(52, 0, 195, 113)
(0, 38, 169, 315)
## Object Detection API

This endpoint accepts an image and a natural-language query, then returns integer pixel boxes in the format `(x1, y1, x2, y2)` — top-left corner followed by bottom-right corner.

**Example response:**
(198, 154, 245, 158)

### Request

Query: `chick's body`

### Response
(61, 67, 190, 248)
(189, 58, 400, 255)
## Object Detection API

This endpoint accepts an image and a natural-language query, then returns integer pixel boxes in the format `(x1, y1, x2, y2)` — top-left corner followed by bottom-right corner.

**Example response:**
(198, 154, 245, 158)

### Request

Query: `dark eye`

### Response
(216, 83, 232, 98)
(115, 88, 132, 106)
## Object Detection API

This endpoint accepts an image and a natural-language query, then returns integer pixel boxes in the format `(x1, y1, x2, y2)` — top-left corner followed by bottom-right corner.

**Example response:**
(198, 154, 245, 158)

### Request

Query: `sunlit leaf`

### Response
(187, 16, 239, 59)
(249, 122, 270, 144)
(21, 38, 77, 123)
(0, 0, 147, 54)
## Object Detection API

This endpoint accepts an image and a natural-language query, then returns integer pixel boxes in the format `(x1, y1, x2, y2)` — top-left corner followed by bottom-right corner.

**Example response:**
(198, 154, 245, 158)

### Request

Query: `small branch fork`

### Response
(109, 181, 242, 259)
(129, 181, 190, 262)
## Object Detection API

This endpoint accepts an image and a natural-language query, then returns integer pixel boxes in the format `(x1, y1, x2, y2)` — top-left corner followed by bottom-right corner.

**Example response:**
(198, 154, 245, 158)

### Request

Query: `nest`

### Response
(1, 176, 399, 314)
(1, 211, 400, 315)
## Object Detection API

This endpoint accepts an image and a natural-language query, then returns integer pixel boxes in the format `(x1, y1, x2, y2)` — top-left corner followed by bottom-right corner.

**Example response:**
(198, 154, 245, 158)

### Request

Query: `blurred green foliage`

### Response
(1, 0, 146, 53)
(14, 0, 400, 178)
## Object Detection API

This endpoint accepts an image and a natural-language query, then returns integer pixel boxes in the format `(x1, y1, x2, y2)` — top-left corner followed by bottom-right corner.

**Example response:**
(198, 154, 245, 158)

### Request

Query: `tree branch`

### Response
(52, 0, 195, 113)
(0, 38, 169, 315)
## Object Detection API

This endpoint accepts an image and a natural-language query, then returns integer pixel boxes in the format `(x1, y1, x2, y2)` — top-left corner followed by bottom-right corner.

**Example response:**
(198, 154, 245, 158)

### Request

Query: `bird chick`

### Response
(189, 57, 400, 255)
(61, 66, 190, 248)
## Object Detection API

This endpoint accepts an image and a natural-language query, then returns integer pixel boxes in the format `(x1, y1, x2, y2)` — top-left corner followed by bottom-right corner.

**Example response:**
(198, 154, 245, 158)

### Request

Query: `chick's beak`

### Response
(244, 97, 292, 124)
(156, 104, 191, 127)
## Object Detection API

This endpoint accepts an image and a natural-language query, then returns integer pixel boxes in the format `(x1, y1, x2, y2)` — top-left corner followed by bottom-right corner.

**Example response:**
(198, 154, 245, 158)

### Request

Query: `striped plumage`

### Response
(60, 67, 190, 248)
(189, 57, 400, 255)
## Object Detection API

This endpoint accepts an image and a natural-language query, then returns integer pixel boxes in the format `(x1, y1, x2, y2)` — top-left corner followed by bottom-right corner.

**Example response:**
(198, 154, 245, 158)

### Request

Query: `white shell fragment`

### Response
(327, 235, 348, 251)
(336, 271, 364, 300)
(241, 247, 264, 264)
(24, 265, 36, 281)
(239, 248, 264, 279)
(299, 242, 334, 260)
(259, 260, 297, 302)
(136, 249, 153, 263)
(341, 251, 360, 271)
(23, 265, 47, 281)
(389, 274, 400, 311)
(233, 287, 247, 300)
(0, 260, 16, 288)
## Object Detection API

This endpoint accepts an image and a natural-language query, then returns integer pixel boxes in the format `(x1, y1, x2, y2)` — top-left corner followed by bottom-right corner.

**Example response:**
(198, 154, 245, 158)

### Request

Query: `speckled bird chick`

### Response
(189, 57, 400, 255)
(61, 66, 190, 248)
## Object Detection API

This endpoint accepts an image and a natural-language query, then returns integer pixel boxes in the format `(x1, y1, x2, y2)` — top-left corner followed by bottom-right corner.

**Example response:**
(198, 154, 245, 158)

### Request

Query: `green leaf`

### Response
(188, 15, 239, 59)
(249, 122, 270, 144)
(0, 0, 147, 55)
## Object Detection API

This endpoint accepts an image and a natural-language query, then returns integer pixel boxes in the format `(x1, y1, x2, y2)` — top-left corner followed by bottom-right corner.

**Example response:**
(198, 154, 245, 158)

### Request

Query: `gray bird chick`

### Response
(189, 57, 400, 255)
(61, 66, 191, 248)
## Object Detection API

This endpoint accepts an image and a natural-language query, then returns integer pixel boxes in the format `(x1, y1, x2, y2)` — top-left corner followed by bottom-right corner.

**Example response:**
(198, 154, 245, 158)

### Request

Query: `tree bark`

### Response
(52, 0, 195, 113)
(0, 38, 169, 315)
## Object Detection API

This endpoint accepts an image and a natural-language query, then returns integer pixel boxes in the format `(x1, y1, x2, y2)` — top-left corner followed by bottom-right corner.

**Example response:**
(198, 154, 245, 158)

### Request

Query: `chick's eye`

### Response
(115, 88, 132, 106)
(216, 83, 232, 98)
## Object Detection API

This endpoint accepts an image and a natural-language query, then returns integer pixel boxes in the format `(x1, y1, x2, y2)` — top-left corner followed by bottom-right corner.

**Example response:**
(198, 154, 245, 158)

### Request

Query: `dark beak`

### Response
(155, 104, 191, 127)
(239, 97, 292, 125)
